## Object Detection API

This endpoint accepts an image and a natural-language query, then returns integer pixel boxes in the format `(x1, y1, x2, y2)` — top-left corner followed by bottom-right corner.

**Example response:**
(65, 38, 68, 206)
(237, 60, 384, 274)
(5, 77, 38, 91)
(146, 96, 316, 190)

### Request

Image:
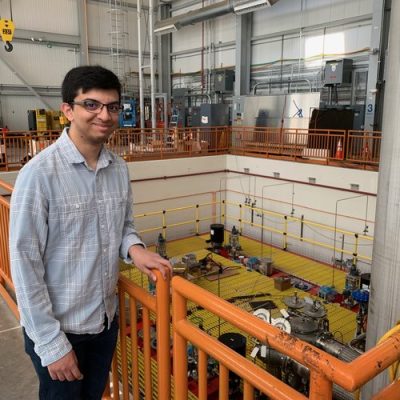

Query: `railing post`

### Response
(195, 204, 199, 235)
(309, 371, 333, 400)
(172, 283, 189, 400)
(156, 270, 171, 400)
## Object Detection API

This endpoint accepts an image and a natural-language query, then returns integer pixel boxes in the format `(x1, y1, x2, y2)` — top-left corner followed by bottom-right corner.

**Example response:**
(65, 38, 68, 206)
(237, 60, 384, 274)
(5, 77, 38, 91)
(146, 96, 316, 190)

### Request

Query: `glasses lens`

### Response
(83, 100, 102, 112)
(107, 103, 121, 113)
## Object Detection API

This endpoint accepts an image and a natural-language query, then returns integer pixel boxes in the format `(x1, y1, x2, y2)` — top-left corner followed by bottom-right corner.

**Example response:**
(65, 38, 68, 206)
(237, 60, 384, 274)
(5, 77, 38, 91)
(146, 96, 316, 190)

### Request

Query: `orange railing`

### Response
(110, 272, 171, 400)
(2, 177, 400, 399)
(172, 275, 400, 400)
(1, 127, 381, 171)
(0, 179, 17, 318)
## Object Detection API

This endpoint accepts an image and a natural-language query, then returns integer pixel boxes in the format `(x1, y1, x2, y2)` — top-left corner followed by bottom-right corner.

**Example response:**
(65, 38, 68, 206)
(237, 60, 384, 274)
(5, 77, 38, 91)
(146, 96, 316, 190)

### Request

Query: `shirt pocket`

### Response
(57, 201, 97, 243)
(105, 197, 126, 237)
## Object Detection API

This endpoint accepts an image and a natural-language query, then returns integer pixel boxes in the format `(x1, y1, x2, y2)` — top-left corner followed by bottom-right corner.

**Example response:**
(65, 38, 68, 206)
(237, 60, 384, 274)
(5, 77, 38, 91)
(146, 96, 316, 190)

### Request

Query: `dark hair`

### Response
(61, 65, 121, 103)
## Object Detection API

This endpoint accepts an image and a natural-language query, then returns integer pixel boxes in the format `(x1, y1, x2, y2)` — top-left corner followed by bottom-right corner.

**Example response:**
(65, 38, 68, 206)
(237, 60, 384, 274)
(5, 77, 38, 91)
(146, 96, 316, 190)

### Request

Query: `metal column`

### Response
(364, 0, 389, 130)
(137, 0, 145, 129)
(77, 0, 89, 65)
(364, 0, 400, 397)
(157, 3, 171, 98)
(149, 0, 156, 129)
(234, 13, 252, 97)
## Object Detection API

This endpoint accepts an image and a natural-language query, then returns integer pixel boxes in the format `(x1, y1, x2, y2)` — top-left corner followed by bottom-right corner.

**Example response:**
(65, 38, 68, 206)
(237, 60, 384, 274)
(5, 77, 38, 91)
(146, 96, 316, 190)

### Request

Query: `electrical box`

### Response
(197, 103, 230, 127)
(172, 88, 191, 108)
(27, 110, 36, 130)
(190, 106, 201, 127)
(213, 69, 235, 93)
(35, 109, 48, 132)
(119, 99, 136, 127)
(324, 59, 353, 86)
(232, 96, 246, 125)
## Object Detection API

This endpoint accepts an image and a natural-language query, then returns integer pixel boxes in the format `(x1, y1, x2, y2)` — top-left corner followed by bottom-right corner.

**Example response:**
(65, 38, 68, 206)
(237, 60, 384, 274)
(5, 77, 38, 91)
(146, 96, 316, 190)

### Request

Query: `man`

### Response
(10, 65, 171, 399)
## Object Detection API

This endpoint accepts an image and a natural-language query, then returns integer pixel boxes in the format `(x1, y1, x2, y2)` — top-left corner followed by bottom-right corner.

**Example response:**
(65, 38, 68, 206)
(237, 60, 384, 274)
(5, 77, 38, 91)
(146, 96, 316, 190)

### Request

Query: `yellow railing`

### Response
(0, 127, 381, 171)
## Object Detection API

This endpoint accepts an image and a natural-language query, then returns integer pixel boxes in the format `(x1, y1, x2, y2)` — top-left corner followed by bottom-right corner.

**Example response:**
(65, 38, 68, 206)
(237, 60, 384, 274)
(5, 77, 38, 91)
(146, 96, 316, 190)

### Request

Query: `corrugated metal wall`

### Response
(0, 0, 374, 129)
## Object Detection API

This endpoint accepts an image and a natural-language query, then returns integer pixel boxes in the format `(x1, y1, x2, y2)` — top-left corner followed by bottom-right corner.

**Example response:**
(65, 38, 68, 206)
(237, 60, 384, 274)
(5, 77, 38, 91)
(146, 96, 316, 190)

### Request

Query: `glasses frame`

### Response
(69, 99, 122, 114)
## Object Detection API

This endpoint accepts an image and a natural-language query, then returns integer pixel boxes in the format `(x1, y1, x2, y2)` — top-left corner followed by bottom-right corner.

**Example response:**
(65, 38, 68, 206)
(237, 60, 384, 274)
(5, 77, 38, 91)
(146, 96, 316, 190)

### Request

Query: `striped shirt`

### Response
(10, 128, 144, 366)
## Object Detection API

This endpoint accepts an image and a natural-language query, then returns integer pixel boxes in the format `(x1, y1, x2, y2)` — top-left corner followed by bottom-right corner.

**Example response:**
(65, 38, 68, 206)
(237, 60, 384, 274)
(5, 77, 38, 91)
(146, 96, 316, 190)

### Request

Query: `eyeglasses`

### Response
(69, 99, 122, 114)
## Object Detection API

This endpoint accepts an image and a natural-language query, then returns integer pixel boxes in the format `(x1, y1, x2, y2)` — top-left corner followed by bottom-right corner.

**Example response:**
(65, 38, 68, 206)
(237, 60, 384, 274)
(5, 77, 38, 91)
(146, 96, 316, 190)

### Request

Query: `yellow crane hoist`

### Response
(0, 18, 15, 52)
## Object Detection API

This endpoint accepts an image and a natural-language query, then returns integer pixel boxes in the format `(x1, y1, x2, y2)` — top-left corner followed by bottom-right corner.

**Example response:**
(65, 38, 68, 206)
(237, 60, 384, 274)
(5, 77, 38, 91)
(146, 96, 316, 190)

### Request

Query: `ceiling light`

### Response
(154, 23, 178, 35)
(234, 0, 272, 15)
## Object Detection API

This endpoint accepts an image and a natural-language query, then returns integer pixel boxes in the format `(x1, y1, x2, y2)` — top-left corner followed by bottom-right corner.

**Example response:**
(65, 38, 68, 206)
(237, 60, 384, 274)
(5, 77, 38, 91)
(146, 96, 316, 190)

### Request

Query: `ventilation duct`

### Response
(154, 0, 280, 35)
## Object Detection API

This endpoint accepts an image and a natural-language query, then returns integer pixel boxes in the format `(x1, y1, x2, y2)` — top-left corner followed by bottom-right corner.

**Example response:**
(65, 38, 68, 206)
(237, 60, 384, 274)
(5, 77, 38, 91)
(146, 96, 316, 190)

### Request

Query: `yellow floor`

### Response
(128, 232, 356, 343)
(120, 232, 357, 399)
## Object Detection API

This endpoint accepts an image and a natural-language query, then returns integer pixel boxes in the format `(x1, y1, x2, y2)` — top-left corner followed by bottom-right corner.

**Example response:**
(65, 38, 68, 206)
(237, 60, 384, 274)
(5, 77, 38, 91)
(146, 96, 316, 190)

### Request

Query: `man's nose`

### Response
(97, 105, 112, 120)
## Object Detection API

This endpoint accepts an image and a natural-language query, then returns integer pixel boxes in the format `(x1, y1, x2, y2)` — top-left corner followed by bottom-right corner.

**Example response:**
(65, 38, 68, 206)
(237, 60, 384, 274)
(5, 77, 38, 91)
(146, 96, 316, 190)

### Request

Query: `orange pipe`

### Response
(118, 289, 129, 400)
(155, 271, 171, 400)
(172, 288, 189, 400)
(130, 297, 140, 400)
(142, 307, 153, 400)
(244, 381, 254, 400)
(372, 379, 400, 400)
(219, 364, 229, 400)
(197, 349, 208, 400)
(175, 320, 306, 400)
(172, 276, 400, 393)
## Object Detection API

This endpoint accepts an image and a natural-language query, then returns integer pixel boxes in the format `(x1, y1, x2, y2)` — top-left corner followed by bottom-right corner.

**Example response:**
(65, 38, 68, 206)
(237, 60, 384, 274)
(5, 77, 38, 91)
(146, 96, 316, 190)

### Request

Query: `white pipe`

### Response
(137, 0, 145, 129)
(149, 0, 156, 129)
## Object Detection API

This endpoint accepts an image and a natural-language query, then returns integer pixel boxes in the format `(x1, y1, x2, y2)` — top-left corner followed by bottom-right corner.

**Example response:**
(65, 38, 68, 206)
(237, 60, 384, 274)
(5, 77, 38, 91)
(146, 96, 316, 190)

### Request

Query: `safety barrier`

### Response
(230, 127, 381, 169)
(0, 127, 381, 171)
(108, 272, 171, 400)
(0, 180, 17, 318)
(2, 178, 397, 400)
(172, 275, 400, 400)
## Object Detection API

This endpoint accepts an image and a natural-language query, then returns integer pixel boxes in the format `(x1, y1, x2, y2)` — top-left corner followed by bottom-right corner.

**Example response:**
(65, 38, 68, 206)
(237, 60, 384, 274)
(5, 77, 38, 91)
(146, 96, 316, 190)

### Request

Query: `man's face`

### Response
(61, 88, 120, 145)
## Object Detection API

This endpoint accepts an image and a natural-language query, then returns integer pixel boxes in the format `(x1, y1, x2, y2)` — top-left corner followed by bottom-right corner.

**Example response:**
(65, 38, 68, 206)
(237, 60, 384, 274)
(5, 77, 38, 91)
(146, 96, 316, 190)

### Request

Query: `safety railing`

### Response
(107, 272, 171, 400)
(1, 177, 400, 399)
(1, 127, 381, 171)
(0, 130, 61, 170)
(134, 199, 373, 267)
(172, 275, 400, 400)
(0, 180, 17, 318)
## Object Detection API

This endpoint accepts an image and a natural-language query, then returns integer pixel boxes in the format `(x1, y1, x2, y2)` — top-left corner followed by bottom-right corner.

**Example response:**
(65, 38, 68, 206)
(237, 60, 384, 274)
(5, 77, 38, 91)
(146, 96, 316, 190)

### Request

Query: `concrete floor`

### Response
(0, 296, 38, 400)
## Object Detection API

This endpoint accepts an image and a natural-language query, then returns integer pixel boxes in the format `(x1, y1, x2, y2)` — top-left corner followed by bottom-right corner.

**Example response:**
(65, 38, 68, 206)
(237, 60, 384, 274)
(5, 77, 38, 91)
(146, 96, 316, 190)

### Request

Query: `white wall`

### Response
(1, 153, 377, 269)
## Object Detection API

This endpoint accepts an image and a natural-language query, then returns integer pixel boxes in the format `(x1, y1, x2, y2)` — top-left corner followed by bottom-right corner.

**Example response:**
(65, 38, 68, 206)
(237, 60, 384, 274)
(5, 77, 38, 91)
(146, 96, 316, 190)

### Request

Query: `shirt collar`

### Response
(58, 128, 113, 168)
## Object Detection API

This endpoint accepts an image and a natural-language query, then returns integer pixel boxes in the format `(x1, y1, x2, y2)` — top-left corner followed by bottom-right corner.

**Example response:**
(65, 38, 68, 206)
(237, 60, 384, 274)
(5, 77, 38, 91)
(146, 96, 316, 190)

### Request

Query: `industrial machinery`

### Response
(251, 294, 361, 399)
(119, 99, 136, 128)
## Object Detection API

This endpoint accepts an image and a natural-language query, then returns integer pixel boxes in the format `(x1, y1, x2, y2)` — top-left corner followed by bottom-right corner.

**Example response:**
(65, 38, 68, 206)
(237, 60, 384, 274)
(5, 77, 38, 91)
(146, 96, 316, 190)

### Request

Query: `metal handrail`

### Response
(172, 275, 400, 400)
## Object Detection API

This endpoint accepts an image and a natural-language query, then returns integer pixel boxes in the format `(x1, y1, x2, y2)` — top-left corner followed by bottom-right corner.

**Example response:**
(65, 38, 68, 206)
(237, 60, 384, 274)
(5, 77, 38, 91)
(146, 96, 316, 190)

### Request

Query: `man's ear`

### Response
(60, 102, 74, 122)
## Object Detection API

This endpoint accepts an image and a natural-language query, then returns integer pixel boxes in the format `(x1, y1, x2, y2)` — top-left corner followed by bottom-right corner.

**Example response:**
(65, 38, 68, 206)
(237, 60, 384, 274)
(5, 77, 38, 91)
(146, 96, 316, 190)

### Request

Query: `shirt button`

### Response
(103, 248, 107, 253)
(101, 224, 105, 229)
(75, 204, 80, 209)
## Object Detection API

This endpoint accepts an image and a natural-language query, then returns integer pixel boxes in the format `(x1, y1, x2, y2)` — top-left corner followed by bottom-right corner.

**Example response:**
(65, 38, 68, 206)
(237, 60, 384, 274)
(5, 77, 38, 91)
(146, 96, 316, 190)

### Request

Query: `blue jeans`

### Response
(23, 315, 119, 400)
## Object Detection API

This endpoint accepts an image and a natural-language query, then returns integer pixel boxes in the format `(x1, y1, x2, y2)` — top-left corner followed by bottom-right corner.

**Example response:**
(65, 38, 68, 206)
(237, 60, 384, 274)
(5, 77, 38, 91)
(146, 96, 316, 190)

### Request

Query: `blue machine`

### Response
(119, 99, 136, 127)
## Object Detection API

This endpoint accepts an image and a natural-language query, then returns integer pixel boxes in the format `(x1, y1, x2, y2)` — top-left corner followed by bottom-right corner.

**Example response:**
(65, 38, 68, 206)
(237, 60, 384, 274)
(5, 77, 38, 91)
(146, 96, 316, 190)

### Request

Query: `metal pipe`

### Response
(137, 0, 145, 129)
(253, 78, 312, 95)
(149, 0, 156, 129)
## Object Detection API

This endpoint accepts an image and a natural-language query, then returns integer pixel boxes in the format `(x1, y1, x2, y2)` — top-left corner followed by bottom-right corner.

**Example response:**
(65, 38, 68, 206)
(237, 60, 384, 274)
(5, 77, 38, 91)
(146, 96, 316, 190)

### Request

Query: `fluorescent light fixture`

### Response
(234, 0, 272, 15)
(154, 23, 178, 35)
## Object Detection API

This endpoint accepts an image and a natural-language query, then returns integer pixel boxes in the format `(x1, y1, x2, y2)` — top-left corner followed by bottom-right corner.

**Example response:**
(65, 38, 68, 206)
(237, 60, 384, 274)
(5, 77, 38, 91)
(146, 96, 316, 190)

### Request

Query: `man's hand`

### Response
(128, 245, 172, 282)
(47, 350, 83, 381)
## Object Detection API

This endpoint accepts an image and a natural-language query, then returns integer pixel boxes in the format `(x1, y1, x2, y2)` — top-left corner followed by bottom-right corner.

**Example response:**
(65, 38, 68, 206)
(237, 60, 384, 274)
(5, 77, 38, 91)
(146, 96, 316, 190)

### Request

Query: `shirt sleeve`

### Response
(9, 165, 72, 366)
(119, 165, 145, 262)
